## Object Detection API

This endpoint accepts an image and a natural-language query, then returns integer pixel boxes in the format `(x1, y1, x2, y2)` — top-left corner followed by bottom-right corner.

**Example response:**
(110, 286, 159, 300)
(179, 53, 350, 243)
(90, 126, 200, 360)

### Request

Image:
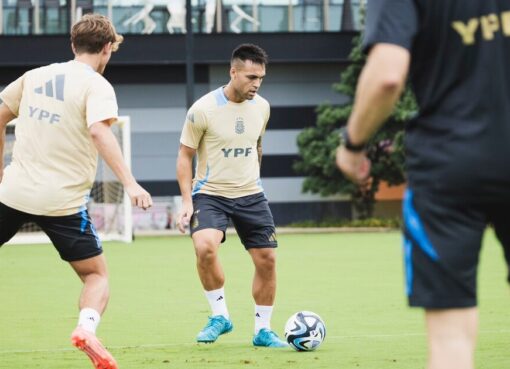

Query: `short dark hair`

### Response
(231, 44, 268, 66)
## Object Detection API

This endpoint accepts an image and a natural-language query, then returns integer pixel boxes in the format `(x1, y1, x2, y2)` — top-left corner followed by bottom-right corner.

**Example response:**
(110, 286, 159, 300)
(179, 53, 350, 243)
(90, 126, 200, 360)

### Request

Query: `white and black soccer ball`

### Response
(284, 311, 326, 351)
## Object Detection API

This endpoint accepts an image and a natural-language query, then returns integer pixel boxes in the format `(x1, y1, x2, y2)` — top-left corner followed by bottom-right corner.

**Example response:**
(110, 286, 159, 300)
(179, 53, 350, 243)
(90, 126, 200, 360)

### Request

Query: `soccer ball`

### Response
(284, 311, 326, 351)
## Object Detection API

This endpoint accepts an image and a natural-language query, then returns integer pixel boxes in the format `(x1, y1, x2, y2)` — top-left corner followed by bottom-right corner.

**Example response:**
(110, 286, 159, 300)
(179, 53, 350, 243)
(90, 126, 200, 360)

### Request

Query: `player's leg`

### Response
(232, 192, 286, 347)
(402, 189, 485, 369)
(69, 255, 117, 369)
(248, 247, 276, 307)
(248, 247, 287, 347)
(70, 254, 110, 324)
(35, 210, 117, 369)
(425, 308, 477, 369)
(193, 228, 225, 292)
(0, 202, 29, 246)
(190, 194, 232, 343)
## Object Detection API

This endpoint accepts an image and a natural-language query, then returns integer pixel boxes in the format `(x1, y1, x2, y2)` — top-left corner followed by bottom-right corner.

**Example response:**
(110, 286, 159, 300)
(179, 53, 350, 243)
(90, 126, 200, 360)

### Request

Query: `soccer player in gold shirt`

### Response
(0, 14, 152, 369)
(176, 44, 286, 347)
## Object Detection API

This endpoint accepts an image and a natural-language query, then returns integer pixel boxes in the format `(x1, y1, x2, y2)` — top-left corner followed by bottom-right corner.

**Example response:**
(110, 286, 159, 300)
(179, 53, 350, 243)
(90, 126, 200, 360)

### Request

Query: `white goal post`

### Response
(4, 116, 133, 244)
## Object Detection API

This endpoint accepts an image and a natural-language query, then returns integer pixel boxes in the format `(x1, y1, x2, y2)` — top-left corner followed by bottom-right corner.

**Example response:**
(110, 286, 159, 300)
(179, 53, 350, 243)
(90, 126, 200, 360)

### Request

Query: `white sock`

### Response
(77, 308, 101, 334)
(254, 305, 273, 334)
(205, 288, 229, 319)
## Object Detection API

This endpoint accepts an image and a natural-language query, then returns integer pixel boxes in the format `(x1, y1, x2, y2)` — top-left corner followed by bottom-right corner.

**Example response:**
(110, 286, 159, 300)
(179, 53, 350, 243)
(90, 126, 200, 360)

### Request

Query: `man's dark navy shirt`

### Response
(363, 0, 510, 202)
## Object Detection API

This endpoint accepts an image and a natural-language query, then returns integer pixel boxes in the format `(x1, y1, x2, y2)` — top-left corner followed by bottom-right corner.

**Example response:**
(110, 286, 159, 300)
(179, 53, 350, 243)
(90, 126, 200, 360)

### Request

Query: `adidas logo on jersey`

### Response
(34, 74, 65, 101)
(29, 74, 65, 124)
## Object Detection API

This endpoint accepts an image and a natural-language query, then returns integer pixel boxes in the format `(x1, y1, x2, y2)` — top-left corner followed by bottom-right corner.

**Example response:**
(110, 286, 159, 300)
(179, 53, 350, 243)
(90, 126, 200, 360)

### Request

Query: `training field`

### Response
(1, 231, 509, 369)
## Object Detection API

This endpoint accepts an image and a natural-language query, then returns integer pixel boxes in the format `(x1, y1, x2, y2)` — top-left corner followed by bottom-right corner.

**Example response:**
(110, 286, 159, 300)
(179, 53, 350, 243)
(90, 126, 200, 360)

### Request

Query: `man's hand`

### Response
(336, 145, 371, 185)
(125, 182, 152, 210)
(176, 201, 193, 234)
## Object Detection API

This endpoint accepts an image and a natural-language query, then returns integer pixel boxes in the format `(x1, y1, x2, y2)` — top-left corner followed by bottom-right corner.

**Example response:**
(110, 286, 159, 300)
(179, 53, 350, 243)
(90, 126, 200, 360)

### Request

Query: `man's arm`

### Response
(336, 43, 411, 183)
(0, 103, 16, 183)
(89, 120, 152, 210)
(176, 144, 196, 233)
(257, 136, 262, 168)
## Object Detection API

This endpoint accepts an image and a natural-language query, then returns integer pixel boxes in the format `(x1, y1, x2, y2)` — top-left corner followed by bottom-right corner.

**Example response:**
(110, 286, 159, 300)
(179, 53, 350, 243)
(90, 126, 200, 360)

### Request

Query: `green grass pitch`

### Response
(1, 231, 509, 369)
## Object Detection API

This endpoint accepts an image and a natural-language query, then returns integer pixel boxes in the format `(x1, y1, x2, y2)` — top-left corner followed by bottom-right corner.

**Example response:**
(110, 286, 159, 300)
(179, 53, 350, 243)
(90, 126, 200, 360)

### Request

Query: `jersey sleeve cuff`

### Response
(87, 114, 118, 127)
(0, 95, 19, 117)
(362, 36, 413, 55)
(180, 139, 198, 149)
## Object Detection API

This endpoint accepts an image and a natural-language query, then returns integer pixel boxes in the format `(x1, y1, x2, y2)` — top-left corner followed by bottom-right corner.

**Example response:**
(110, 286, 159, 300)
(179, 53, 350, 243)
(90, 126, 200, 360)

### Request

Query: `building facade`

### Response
(0, 1, 361, 225)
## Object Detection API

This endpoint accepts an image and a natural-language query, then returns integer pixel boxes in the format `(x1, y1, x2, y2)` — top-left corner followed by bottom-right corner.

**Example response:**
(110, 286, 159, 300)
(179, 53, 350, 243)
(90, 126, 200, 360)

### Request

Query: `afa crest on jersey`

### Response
(235, 117, 245, 134)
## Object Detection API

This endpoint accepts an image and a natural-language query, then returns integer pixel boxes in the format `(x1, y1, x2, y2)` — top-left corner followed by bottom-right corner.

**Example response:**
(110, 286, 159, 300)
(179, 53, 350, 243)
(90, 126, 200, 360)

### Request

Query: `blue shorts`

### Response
(0, 202, 103, 262)
(403, 189, 510, 309)
(190, 192, 277, 249)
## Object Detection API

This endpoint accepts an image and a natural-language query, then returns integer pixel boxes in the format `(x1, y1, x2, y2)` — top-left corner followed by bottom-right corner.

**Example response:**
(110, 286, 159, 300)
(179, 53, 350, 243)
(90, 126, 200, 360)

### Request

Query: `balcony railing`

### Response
(0, 0, 363, 35)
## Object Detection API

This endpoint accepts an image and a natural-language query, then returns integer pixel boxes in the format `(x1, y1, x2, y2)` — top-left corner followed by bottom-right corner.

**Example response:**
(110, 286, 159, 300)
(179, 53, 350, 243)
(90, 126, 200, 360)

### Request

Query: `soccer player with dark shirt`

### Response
(336, 1, 510, 368)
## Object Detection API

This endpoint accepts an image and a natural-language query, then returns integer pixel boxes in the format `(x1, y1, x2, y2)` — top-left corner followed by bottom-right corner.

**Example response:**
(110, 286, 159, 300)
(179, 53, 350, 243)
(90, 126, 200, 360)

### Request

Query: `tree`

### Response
(294, 33, 417, 219)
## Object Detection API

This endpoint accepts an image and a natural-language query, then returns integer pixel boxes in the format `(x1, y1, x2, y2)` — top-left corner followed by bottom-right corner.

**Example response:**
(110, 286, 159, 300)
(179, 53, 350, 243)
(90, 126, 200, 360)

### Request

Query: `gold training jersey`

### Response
(0, 60, 118, 216)
(180, 87, 270, 198)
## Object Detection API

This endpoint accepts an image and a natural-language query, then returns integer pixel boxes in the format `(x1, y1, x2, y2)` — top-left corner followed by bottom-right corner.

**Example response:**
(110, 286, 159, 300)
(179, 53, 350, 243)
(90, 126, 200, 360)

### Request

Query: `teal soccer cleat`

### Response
(196, 315, 233, 343)
(252, 328, 288, 348)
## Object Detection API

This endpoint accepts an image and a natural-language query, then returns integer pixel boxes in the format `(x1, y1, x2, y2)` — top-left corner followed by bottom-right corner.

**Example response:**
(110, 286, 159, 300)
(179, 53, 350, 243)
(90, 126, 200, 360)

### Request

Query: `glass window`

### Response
(0, 0, 363, 35)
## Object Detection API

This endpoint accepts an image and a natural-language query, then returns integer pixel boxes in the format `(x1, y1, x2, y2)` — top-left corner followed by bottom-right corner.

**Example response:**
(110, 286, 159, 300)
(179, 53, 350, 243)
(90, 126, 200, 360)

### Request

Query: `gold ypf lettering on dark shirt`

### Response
(452, 11, 510, 45)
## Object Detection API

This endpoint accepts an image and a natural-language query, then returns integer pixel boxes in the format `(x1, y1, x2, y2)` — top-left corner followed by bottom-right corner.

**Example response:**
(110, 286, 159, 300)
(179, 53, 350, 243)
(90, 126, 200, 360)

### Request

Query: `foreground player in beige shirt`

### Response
(176, 44, 286, 347)
(0, 14, 152, 369)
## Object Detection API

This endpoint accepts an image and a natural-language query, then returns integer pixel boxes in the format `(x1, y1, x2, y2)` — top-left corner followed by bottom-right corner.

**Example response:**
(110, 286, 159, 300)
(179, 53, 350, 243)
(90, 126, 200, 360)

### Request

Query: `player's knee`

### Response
(196, 249, 217, 266)
(84, 271, 109, 285)
(194, 240, 218, 264)
(77, 265, 108, 284)
(254, 250, 276, 271)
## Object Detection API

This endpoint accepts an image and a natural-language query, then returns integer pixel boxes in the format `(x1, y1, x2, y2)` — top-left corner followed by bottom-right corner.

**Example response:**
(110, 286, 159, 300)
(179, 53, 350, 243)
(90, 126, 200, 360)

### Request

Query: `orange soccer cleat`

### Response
(71, 327, 118, 369)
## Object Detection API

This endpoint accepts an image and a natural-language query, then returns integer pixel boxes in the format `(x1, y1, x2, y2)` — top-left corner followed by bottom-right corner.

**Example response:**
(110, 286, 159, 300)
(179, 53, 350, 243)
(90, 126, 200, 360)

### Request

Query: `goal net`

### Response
(4, 117, 133, 244)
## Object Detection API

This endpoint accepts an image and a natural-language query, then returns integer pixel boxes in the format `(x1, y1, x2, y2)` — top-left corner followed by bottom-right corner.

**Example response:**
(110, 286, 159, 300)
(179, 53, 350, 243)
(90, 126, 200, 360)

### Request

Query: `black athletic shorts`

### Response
(402, 189, 510, 309)
(0, 202, 103, 262)
(190, 192, 277, 249)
